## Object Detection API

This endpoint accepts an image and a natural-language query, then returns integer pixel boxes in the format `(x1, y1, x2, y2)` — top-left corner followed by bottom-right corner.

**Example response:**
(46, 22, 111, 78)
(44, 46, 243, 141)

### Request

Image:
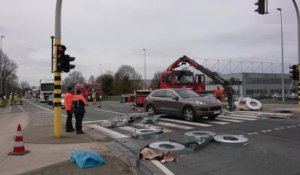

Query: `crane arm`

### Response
(173, 55, 235, 111)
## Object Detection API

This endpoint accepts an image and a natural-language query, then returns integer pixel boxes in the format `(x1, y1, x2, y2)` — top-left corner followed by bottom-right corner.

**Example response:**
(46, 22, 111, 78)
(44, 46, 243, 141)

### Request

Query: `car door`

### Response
(150, 90, 167, 113)
(163, 90, 182, 115)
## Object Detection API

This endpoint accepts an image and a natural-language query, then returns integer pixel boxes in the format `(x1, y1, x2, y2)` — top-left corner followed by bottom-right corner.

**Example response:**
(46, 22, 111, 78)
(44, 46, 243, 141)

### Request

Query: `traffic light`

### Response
(56, 45, 66, 72)
(255, 0, 265, 15)
(62, 55, 75, 73)
(56, 45, 75, 73)
(289, 65, 299, 80)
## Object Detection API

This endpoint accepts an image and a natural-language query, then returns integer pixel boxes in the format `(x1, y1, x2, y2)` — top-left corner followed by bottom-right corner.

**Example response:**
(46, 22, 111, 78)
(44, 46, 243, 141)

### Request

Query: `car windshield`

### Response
(174, 89, 199, 98)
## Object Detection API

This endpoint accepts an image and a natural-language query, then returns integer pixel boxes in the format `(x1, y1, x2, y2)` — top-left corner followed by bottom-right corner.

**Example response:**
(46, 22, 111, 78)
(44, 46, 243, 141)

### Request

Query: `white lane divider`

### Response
(88, 124, 128, 139)
(24, 99, 67, 117)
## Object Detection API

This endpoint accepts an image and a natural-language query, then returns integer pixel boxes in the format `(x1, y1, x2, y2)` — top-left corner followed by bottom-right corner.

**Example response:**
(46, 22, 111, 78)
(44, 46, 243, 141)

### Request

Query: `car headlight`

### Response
(196, 101, 205, 105)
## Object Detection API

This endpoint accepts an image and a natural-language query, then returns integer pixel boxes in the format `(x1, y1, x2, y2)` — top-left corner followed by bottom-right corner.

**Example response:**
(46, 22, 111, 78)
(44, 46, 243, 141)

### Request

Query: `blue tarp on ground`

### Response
(70, 150, 105, 169)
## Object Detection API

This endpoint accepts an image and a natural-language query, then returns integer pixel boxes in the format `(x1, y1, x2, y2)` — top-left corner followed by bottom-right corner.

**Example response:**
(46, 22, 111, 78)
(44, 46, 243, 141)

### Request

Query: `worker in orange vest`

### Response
(64, 86, 75, 132)
(73, 89, 88, 134)
(214, 86, 224, 101)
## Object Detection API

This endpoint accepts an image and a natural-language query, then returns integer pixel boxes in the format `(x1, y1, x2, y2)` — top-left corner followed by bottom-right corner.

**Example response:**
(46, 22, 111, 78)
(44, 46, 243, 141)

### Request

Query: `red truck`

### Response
(75, 82, 103, 102)
(160, 58, 205, 93)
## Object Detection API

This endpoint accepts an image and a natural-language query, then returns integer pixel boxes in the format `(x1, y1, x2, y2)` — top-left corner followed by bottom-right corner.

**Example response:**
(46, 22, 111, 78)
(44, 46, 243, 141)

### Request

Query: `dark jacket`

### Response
(72, 94, 88, 113)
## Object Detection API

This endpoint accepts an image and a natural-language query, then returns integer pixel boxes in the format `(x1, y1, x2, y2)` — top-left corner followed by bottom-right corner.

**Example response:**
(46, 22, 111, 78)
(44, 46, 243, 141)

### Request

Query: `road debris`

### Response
(131, 128, 163, 139)
(99, 112, 160, 128)
(139, 147, 177, 163)
(214, 134, 248, 146)
(234, 97, 262, 111)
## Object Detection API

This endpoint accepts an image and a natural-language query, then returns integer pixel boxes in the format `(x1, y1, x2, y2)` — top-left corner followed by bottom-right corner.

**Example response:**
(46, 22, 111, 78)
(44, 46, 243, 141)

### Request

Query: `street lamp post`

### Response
(292, 0, 300, 112)
(277, 8, 285, 102)
(143, 49, 146, 81)
(99, 64, 102, 76)
(0, 35, 5, 99)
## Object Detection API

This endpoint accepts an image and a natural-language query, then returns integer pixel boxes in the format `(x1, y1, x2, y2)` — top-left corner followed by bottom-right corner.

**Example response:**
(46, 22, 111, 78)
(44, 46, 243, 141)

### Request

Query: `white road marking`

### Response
(88, 124, 128, 138)
(160, 118, 211, 127)
(157, 121, 194, 130)
(218, 115, 257, 121)
(24, 99, 67, 117)
(217, 117, 243, 123)
(205, 120, 228, 125)
(17, 105, 26, 112)
(228, 114, 259, 119)
(232, 111, 292, 116)
(151, 160, 175, 175)
(274, 128, 280, 130)
(83, 120, 106, 124)
(94, 108, 126, 115)
(132, 123, 172, 133)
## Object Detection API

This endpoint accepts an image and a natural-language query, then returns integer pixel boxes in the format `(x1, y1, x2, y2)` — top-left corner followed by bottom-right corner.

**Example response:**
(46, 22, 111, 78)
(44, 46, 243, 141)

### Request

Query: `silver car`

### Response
(144, 88, 222, 121)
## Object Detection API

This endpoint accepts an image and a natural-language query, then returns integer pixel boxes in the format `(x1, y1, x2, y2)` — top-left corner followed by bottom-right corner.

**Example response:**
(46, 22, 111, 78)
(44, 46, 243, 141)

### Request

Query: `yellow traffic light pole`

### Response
(54, 0, 62, 138)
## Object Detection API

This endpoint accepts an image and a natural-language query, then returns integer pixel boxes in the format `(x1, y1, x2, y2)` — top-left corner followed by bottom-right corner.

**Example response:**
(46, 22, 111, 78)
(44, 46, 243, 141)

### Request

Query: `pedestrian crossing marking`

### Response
(205, 120, 228, 125)
(217, 117, 243, 123)
(218, 115, 257, 121)
(132, 123, 172, 133)
(228, 114, 260, 119)
(157, 121, 194, 130)
(160, 118, 211, 127)
(88, 124, 128, 138)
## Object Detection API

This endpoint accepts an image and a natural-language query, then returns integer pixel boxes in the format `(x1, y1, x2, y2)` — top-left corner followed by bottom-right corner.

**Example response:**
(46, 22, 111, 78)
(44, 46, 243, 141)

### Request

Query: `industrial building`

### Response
(206, 73, 296, 98)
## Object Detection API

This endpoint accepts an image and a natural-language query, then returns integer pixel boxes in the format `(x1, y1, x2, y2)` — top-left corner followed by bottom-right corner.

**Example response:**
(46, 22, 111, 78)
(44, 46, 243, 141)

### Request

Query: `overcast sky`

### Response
(0, 0, 298, 86)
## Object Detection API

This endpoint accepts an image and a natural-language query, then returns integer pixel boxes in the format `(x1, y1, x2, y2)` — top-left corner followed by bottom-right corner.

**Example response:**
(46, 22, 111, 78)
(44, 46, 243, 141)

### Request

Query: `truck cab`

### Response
(160, 70, 205, 93)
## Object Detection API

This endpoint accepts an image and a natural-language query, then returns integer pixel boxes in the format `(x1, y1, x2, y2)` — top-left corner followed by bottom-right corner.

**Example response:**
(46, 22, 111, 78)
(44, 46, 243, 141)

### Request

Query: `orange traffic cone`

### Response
(8, 124, 30, 156)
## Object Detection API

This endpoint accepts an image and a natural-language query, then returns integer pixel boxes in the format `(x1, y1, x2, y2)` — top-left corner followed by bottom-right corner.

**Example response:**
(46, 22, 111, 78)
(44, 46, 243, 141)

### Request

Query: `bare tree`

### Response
(150, 71, 161, 89)
(113, 65, 142, 94)
(0, 51, 18, 95)
(62, 71, 86, 90)
(88, 75, 96, 83)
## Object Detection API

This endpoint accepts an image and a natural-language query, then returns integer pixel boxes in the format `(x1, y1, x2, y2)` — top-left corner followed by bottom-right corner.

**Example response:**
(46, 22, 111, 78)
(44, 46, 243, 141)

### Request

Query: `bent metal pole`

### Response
(54, 0, 62, 138)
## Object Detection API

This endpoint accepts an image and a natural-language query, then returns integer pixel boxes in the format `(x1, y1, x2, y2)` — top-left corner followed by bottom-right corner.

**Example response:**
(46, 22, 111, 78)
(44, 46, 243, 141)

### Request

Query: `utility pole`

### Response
(292, 0, 300, 112)
(0, 35, 5, 100)
(54, 0, 62, 138)
(143, 49, 146, 81)
(277, 8, 285, 102)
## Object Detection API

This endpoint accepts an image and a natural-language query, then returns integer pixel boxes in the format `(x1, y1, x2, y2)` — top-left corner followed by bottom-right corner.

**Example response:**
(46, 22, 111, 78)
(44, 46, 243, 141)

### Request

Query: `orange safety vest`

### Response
(214, 89, 223, 98)
(73, 94, 88, 104)
(64, 93, 73, 111)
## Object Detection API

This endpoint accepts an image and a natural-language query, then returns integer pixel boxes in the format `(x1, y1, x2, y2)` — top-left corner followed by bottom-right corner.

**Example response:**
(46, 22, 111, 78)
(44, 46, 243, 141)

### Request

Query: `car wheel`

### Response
(207, 114, 218, 120)
(183, 107, 195, 122)
(146, 104, 156, 114)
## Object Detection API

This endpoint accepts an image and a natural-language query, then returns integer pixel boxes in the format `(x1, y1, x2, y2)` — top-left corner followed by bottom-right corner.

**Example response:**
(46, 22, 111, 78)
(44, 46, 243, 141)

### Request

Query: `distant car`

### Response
(47, 94, 65, 108)
(144, 88, 222, 121)
(287, 93, 297, 100)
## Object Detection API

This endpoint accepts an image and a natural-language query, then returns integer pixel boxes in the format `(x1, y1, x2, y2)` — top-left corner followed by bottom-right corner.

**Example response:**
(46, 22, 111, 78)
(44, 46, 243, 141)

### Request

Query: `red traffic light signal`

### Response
(56, 44, 75, 73)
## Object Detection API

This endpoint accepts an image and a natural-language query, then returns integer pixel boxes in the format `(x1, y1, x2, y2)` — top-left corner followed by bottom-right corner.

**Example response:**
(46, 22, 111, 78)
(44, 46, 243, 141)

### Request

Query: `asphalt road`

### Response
(15, 98, 300, 175)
